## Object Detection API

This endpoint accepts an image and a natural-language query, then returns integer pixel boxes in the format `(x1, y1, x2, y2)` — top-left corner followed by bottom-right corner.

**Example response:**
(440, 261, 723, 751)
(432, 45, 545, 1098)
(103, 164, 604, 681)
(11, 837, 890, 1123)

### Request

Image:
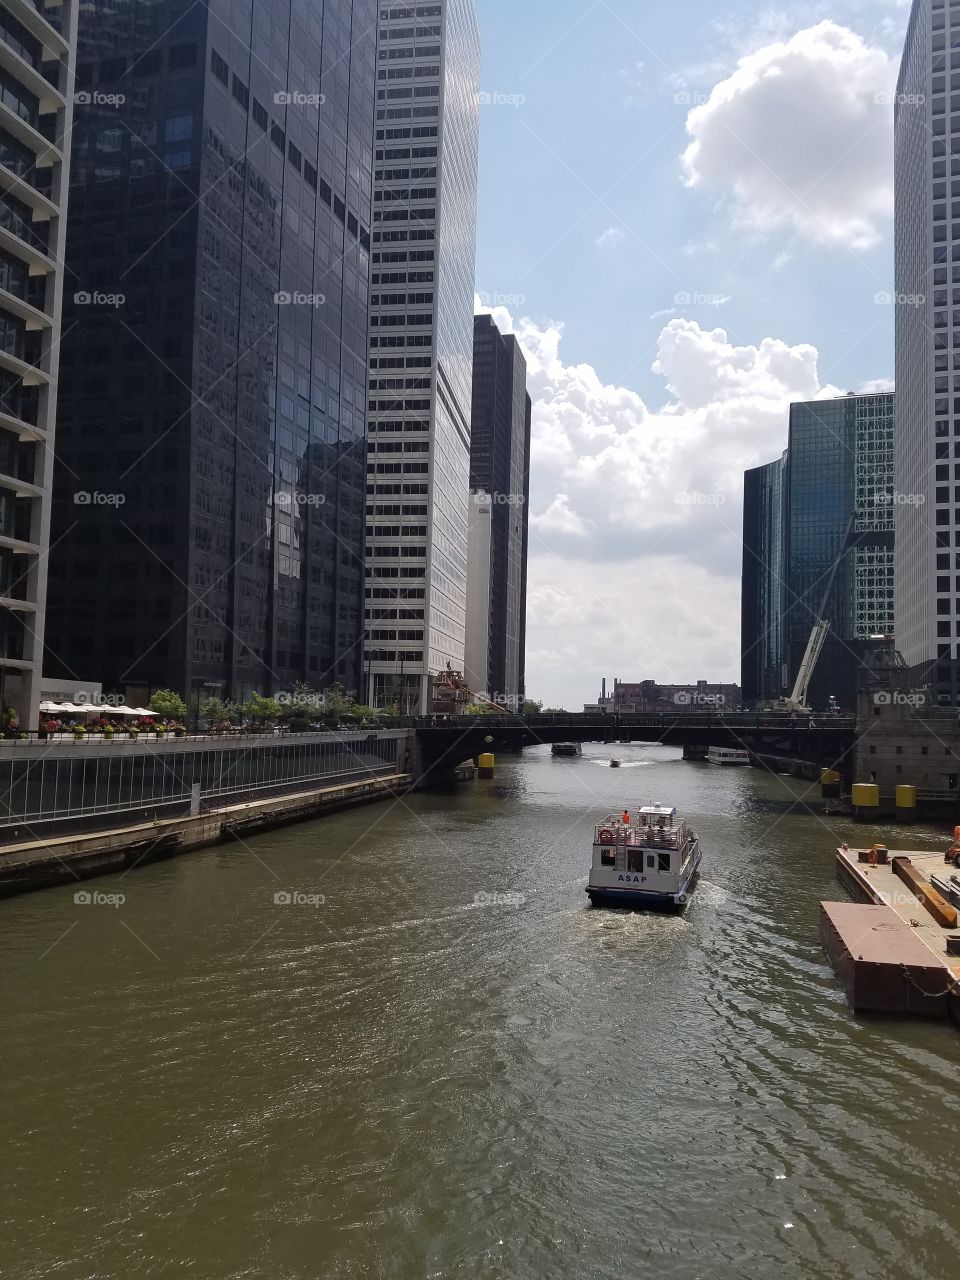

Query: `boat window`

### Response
(646, 854, 655, 870)
(658, 853, 671, 872)
(627, 851, 644, 873)
(601, 849, 615, 867)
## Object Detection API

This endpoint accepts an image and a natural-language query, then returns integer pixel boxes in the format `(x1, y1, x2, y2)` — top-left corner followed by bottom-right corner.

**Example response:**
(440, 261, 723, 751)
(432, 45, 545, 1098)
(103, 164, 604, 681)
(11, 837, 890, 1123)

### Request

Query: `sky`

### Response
(472, 0, 912, 709)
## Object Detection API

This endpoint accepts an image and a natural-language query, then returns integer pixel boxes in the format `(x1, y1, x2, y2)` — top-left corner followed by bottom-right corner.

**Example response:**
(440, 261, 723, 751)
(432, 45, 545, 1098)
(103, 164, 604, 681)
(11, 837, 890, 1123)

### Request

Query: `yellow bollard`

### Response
(895, 784, 916, 823)
(478, 752, 495, 779)
(821, 768, 841, 799)
(851, 782, 880, 823)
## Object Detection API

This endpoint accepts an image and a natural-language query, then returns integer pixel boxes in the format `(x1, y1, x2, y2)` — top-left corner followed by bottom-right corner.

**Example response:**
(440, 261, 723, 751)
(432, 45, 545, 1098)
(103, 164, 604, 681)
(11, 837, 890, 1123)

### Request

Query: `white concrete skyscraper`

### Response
(364, 0, 480, 713)
(895, 0, 959, 699)
(0, 0, 76, 728)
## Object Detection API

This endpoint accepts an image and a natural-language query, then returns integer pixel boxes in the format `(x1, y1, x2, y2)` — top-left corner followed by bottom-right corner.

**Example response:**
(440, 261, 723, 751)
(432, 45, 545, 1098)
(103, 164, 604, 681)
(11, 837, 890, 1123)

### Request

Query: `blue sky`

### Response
(471, 0, 912, 708)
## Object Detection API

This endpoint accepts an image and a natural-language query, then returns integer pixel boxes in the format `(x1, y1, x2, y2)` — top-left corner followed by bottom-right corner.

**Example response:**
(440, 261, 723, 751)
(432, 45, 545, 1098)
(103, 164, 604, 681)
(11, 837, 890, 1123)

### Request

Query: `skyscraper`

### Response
(0, 0, 76, 729)
(45, 0, 377, 711)
(895, 0, 955, 700)
(363, 0, 480, 713)
(741, 393, 895, 707)
(464, 313, 530, 705)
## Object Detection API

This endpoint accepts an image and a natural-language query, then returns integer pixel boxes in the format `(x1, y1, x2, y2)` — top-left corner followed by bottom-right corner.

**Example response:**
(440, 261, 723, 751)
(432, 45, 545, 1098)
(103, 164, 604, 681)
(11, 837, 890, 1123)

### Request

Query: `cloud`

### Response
(595, 227, 626, 250)
(681, 22, 896, 250)
(474, 294, 859, 708)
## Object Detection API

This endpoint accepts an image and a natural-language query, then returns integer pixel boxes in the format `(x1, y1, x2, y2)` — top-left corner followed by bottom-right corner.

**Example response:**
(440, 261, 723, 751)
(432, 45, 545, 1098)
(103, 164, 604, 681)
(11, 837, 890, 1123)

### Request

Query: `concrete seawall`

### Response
(0, 772, 413, 898)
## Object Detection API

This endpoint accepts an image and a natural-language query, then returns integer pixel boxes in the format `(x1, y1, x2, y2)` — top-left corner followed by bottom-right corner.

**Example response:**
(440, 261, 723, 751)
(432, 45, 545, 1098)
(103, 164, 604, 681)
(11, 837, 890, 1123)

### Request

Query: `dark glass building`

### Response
(741, 393, 895, 709)
(741, 452, 785, 704)
(464, 313, 529, 704)
(44, 0, 377, 711)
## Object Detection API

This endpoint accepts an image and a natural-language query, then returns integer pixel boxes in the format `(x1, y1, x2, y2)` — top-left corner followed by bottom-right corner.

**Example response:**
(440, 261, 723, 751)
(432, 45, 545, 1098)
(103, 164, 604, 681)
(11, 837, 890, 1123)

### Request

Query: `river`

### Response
(1, 742, 958, 1279)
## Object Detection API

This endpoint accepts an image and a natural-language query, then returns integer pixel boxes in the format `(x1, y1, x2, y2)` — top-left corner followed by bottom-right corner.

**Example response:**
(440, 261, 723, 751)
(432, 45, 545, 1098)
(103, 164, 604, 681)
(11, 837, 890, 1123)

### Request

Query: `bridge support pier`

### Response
(682, 744, 709, 761)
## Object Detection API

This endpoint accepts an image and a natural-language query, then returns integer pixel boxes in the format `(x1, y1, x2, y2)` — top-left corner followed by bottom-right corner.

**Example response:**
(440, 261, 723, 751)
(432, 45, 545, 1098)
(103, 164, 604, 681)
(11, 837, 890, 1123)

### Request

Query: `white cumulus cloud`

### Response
(595, 227, 626, 250)
(681, 22, 896, 250)
(475, 295, 859, 709)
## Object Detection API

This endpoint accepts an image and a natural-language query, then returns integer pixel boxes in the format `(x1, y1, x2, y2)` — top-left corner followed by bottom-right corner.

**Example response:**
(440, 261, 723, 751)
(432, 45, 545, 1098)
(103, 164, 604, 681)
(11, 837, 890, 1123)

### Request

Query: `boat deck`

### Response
(821, 847, 960, 1020)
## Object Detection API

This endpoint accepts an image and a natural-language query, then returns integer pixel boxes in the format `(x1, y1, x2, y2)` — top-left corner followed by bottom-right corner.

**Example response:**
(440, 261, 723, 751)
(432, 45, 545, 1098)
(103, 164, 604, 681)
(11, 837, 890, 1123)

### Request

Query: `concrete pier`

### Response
(0, 772, 412, 898)
(822, 846, 960, 1021)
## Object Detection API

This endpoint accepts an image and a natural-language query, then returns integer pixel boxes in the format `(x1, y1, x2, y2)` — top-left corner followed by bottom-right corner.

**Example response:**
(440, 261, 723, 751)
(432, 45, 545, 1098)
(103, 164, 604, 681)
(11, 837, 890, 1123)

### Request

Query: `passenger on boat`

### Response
(621, 810, 631, 824)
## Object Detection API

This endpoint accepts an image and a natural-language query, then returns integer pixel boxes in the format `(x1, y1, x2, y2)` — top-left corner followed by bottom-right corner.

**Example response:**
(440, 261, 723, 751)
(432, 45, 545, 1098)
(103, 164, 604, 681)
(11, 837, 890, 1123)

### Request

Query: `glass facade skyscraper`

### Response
(44, 0, 377, 710)
(0, 0, 76, 728)
(741, 393, 895, 707)
(363, 0, 480, 713)
(464, 313, 530, 704)
(895, 0, 958, 700)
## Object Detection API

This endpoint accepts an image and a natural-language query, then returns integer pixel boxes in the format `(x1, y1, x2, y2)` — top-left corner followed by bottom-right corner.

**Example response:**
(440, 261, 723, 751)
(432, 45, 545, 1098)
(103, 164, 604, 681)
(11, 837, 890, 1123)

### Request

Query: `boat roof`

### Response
(639, 804, 677, 817)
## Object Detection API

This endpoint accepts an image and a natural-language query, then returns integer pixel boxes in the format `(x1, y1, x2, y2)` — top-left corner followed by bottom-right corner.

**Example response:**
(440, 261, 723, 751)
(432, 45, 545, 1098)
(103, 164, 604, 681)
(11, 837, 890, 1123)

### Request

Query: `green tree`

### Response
(318, 680, 355, 724)
(200, 696, 237, 725)
(465, 701, 495, 715)
(149, 689, 187, 720)
(541, 706, 566, 714)
(350, 703, 376, 722)
(244, 692, 282, 722)
(522, 699, 543, 715)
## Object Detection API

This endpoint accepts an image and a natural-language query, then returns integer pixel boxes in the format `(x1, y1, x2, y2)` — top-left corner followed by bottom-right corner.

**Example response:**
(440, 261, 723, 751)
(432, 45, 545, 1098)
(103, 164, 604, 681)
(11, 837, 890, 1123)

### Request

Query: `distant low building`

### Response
(611, 679, 741, 714)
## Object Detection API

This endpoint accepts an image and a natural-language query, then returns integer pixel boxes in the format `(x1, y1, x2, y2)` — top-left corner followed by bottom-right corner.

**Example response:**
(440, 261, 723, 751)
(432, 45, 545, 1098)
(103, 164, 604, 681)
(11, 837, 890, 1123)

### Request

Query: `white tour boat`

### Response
(707, 746, 750, 766)
(552, 742, 582, 757)
(587, 804, 702, 910)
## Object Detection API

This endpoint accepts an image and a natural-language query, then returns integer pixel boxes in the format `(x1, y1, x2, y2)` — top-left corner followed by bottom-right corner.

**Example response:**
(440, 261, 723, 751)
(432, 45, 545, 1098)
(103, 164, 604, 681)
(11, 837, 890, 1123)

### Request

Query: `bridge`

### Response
(415, 712, 858, 779)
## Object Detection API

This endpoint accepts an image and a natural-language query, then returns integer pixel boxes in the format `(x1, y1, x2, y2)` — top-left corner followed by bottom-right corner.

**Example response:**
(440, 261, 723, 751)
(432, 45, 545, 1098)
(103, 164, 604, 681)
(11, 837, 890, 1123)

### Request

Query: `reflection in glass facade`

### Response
(895, 0, 954, 699)
(464, 314, 530, 704)
(741, 452, 785, 704)
(45, 0, 377, 711)
(742, 394, 895, 707)
(0, 0, 77, 728)
(364, 0, 480, 713)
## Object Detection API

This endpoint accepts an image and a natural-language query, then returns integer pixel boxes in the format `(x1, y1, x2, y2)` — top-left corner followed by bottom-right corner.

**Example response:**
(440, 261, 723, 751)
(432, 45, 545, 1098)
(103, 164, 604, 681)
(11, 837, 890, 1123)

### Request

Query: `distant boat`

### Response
(587, 803, 702, 910)
(610, 758, 621, 768)
(707, 746, 750, 766)
(552, 742, 582, 757)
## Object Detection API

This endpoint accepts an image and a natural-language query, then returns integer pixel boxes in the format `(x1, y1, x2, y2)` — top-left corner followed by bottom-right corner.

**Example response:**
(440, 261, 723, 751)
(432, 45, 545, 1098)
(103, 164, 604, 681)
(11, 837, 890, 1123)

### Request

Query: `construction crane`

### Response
(774, 516, 853, 714)
(775, 619, 830, 713)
